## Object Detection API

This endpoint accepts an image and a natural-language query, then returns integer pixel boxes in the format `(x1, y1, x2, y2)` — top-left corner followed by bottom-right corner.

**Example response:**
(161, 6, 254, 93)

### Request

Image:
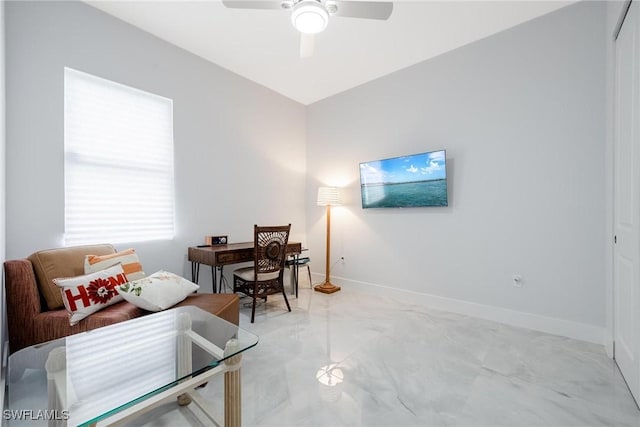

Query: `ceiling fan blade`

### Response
(332, 1, 393, 20)
(221, 0, 283, 10)
(300, 33, 315, 58)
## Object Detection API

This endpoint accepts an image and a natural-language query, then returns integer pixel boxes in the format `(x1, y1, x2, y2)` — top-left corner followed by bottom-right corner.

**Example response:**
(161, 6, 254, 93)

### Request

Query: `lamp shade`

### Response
(317, 187, 341, 206)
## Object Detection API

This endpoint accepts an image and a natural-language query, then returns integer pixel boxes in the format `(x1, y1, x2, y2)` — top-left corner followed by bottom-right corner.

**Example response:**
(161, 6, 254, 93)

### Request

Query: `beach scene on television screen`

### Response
(360, 150, 448, 208)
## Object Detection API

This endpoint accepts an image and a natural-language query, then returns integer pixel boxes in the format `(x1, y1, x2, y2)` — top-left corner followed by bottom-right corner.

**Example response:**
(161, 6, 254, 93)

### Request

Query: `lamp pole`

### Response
(315, 187, 341, 294)
(325, 204, 331, 285)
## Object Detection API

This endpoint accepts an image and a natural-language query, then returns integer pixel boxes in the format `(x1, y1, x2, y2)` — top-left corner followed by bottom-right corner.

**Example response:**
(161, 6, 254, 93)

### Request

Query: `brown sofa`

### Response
(4, 244, 239, 354)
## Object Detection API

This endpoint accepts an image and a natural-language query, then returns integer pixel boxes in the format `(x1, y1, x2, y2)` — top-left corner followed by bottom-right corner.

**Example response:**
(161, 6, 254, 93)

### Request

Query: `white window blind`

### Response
(64, 68, 175, 245)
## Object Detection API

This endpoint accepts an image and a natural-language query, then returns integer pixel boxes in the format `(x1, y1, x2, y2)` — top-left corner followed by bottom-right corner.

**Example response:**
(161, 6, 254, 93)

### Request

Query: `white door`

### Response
(615, 0, 640, 404)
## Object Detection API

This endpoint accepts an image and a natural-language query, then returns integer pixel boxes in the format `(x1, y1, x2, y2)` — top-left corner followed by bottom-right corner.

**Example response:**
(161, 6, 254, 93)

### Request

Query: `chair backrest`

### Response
(253, 224, 291, 276)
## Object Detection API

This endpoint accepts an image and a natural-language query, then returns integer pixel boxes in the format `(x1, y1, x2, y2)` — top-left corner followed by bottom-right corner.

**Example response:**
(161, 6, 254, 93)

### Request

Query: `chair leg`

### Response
(281, 285, 291, 312)
(306, 265, 311, 288)
(291, 264, 297, 296)
(251, 294, 256, 323)
(251, 282, 258, 323)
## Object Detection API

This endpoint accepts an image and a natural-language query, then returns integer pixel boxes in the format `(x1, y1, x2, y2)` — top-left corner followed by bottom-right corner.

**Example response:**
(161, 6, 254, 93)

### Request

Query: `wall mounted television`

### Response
(359, 150, 448, 209)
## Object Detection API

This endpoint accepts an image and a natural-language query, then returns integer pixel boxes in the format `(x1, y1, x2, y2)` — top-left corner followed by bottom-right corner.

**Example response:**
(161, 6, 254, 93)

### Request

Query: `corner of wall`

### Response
(1, 0, 8, 405)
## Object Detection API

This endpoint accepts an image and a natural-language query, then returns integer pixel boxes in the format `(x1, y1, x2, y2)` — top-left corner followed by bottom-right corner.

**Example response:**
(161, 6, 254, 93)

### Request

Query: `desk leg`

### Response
(295, 255, 300, 298)
(211, 266, 225, 293)
(224, 339, 242, 427)
(290, 255, 300, 298)
(192, 262, 200, 284)
(288, 255, 298, 297)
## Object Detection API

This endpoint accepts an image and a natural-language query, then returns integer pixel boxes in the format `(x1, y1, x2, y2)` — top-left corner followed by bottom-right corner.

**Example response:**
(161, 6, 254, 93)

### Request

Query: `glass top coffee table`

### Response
(6, 306, 258, 427)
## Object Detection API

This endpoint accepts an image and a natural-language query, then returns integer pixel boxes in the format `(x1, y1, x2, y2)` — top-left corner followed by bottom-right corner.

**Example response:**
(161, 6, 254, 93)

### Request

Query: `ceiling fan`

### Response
(221, 0, 393, 58)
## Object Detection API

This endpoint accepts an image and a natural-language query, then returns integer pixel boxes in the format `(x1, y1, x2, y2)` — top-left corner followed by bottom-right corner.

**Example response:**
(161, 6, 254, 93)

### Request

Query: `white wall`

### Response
(306, 1, 608, 343)
(5, 1, 307, 291)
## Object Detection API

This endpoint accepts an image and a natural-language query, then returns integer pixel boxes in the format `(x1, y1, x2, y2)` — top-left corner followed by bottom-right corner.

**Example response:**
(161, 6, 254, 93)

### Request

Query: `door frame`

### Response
(609, 0, 634, 360)
(611, 0, 640, 407)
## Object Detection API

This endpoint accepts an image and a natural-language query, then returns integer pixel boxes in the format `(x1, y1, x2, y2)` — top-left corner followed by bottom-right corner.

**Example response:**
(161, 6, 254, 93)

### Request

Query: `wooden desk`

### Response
(188, 242, 302, 293)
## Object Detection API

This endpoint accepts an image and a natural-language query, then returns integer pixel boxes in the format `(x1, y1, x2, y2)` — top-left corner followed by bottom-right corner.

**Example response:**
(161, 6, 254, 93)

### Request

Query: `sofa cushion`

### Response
(83, 301, 146, 329)
(117, 271, 199, 312)
(29, 244, 116, 310)
(234, 266, 280, 282)
(85, 248, 145, 281)
(53, 264, 127, 326)
(32, 302, 146, 346)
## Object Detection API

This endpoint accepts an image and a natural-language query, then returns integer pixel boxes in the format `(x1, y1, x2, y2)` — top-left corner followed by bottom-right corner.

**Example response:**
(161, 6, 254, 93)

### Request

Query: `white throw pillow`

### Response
(53, 264, 127, 326)
(116, 271, 200, 312)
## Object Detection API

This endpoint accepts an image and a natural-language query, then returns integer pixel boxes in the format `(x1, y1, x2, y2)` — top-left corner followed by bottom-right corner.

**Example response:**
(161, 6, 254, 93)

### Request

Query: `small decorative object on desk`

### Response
(206, 235, 228, 245)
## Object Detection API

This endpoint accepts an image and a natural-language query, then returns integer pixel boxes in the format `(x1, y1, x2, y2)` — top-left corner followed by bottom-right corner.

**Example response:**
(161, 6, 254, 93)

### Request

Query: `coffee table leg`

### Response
(177, 313, 193, 406)
(45, 347, 67, 427)
(223, 339, 242, 427)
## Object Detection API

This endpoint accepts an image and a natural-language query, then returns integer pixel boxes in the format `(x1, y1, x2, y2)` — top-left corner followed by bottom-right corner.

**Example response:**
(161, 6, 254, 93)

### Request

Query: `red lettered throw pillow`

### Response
(53, 264, 127, 325)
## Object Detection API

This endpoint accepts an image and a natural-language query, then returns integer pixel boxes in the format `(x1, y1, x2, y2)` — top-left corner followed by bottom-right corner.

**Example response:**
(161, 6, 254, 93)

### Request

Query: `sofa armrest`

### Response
(4, 259, 43, 353)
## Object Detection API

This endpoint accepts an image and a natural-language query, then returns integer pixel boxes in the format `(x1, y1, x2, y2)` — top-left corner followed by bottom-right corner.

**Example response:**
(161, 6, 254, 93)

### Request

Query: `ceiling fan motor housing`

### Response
(291, 0, 330, 34)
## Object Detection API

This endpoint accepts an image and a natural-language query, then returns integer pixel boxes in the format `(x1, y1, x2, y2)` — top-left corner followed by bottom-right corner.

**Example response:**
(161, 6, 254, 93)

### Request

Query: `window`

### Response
(64, 68, 175, 245)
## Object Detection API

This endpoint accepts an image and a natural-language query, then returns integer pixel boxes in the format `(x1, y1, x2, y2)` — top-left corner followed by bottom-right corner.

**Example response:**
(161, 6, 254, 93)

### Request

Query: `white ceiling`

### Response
(86, 1, 574, 105)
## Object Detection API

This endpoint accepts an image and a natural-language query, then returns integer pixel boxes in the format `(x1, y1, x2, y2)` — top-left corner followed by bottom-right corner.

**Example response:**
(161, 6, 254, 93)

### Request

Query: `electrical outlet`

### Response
(512, 274, 523, 287)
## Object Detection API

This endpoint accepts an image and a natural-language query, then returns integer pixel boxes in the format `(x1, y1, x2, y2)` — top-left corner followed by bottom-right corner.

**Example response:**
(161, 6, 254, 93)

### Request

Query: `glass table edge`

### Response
(7, 306, 259, 427)
(78, 338, 258, 427)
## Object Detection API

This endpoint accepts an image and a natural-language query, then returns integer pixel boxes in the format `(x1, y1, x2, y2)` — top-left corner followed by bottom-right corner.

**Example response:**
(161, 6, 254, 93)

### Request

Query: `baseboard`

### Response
(313, 273, 607, 346)
(603, 331, 614, 358)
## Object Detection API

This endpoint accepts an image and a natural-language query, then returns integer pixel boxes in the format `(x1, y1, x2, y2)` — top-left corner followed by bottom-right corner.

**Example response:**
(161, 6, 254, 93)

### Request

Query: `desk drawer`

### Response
(217, 251, 254, 264)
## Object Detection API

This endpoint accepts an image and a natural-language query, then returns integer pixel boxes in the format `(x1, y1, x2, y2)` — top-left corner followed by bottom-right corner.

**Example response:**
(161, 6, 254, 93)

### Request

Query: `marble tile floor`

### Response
(127, 286, 640, 427)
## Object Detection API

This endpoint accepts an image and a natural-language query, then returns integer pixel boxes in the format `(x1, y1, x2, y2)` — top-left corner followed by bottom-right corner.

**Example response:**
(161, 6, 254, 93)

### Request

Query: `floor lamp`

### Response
(315, 187, 341, 294)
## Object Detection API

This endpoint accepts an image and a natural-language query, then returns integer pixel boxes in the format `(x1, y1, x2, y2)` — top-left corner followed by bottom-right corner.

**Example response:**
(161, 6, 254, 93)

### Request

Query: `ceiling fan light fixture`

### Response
(291, 0, 329, 34)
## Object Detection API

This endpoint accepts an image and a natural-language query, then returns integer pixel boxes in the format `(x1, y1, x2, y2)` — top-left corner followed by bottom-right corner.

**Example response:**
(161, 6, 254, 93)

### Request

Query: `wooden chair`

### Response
(233, 224, 292, 323)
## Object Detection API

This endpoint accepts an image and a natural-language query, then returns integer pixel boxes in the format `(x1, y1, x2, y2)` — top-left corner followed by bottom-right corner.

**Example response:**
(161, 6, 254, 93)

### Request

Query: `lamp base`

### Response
(314, 281, 341, 294)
